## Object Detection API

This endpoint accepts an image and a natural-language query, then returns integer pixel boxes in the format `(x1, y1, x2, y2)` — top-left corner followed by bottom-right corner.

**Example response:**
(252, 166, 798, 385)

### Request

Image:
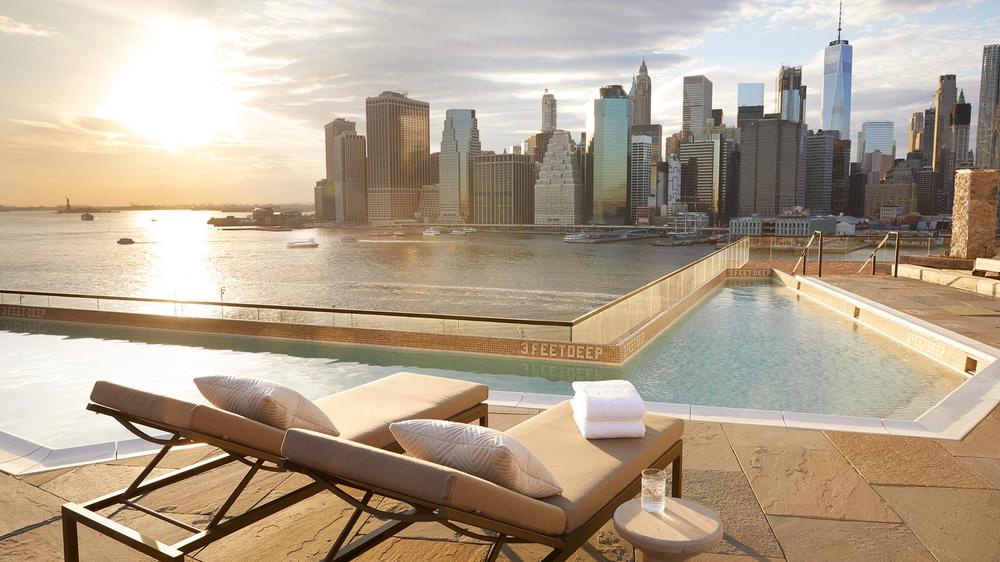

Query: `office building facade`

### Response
(329, 132, 368, 224)
(589, 85, 631, 224)
(682, 75, 713, 137)
(439, 109, 481, 222)
(629, 135, 653, 224)
(737, 83, 765, 128)
(738, 117, 806, 217)
(365, 91, 431, 223)
(534, 130, 584, 225)
(471, 153, 534, 224)
(542, 89, 557, 133)
(630, 60, 652, 127)
(822, 33, 853, 140)
(776, 66, 806, 123)
(857, 121, 894, 162)
(977, 44, 1000, 169)
(953, 90, 973, 167)
(630, 124, 663, 163)
(805, 130, 835, 215)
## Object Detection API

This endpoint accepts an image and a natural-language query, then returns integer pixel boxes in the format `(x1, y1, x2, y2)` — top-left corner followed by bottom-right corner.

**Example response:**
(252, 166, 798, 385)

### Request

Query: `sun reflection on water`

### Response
(136, 211, 220, 301)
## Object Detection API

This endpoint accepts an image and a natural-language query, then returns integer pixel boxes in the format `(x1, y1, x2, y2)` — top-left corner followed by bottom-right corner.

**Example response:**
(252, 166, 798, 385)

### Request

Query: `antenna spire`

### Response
(837, 1, 843, 42)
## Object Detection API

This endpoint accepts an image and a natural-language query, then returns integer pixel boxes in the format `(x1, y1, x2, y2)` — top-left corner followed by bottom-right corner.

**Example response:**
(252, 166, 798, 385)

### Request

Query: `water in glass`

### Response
(641, 468, 666, 512)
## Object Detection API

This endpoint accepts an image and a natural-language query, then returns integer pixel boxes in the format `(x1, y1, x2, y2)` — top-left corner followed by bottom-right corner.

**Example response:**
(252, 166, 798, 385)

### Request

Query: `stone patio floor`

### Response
(3, 275, 1000, 561)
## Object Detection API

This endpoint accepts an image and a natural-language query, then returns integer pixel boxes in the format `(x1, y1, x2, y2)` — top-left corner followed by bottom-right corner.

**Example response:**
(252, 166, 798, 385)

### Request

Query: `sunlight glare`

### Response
(104, 20, 241, 147)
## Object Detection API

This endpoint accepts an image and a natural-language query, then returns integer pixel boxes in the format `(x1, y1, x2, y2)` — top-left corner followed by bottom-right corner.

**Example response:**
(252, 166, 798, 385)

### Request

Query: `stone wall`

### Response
(950, 169, 999, 259)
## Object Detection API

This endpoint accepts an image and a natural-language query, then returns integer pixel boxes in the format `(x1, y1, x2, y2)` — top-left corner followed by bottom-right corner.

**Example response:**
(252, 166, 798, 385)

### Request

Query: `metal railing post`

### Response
(817, 231, 824, 278)
(893, 231, 901, 278)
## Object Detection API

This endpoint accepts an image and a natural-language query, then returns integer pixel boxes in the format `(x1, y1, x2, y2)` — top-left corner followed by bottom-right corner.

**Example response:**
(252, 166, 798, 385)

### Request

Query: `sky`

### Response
(1, 0, 999, 207)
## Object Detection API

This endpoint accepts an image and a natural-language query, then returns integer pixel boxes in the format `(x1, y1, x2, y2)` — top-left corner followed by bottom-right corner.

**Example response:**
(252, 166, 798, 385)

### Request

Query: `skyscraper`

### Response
(953, 90, 973, 167)
(678, 138, 723, 215)
(365, 91, 431, 224)
(776, 66, 806, 123)
(920, 107, 936, 157)
(737, 83, 765, 128)
(542, 89, 557, 133)
(471, 153, 534, 224)
(821, 4, 852, 140)
(439, 109, 481, 222)
(589, 85, 631, 224)
(682, 75, 713, 137)
(630, 60, 652, 127)
(805, 130, 835, 215)
(932, 74, 957, 171)
(908, 112, 924, 154)
(738, 117, 806, 217)
(976, 44, 1000, 168)
(324, 118, 356, 182)
(831, 136, 852, 215)
(630, 124, 663, 163)
(330, 130, 368, 224)
(534, 130, 584, 225)
(857, 121, 894, 161)
(628, 135, 653, 224)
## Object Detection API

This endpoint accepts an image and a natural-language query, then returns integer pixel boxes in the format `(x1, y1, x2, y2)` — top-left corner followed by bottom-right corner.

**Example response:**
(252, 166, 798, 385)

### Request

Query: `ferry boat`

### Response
(450, 229, 469, 235)
(286, 239, 319, 248)
(460, 227, 477, 233)
(117, 238, 134, 245)
(563, 233, 589, 241)
(81, 213, 94, 221)
(341, 236, 358, 242)
(392, 230, 407, 236)
(422, 227, 441, 236)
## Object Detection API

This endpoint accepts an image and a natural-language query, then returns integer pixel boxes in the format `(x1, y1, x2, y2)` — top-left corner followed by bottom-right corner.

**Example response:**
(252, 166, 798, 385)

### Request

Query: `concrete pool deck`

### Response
(3, 274, 1000, 560)
(3, 401, 999, 561)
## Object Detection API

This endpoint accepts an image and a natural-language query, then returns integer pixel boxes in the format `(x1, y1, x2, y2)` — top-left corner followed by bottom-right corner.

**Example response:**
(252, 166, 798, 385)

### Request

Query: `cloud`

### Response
(0, 14, 55, 36)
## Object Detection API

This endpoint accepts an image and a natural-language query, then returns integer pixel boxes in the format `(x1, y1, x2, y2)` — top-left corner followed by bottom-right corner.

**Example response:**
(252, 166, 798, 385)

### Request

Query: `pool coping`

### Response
(3, 270, 999, 476)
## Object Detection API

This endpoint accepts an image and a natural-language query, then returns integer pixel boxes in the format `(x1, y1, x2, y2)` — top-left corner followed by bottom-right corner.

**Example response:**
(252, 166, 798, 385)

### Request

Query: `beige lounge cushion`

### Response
(506, 401, 684, 534)
(90, 381, 199, 429)
(390, 419, 562, 498)
(314, 373, 487, 448)
(281, 429, 566, 535)
(194, 376, 339, 436)
(189, 405, 286, 457)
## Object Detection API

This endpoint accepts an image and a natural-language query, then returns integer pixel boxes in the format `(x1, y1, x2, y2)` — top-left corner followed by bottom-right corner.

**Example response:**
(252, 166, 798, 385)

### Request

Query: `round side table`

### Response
(612, 497, 723, 562)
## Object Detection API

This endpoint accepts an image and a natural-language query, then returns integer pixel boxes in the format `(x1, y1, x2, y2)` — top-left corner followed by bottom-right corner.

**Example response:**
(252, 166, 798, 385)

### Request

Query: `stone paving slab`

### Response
(722, 424, 834, 451)
(681, 422, 742, 472)
(765, 516, 934, 562)
(825, 431, 990, 489)
(958, 457, 1000, 489)
(936, 414, 1000, 458)
(734, 446, 900, 522)
(874, 485, 1000, 562)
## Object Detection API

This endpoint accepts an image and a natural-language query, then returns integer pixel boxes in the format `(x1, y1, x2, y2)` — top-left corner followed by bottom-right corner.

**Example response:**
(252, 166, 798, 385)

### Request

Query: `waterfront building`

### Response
(953, 90, 973, 167)
(629, 135, 653, 224)
(630, 60, 652, 127)
(737, 83, 765, 128)
(821, 7, 852, 140)
(864, 161, 918, 218)
(324, 118, 356, 182)
(976, 44, 1000, 168)
(314, 179, 335, 221)
(776, 65, 806, 123)
(439, 109, 481, 222)
(805, 130, 835, 215)
(589, 85, 631, 224)
(630, 124, 663, 163)
(329, 131, 368, 224)
(682, 75, 713, 137)
(416, 184, 440, 222)
(730, 215, 836, 236)
(908, 112, 924, 154)
(534, 130, 584, 225)
(365, 91, 431, 224)
(738, 116, 806, 217)
(542, 89, 557, 133)
(678, 136, 736, 218)
(471, 153, 534, 224)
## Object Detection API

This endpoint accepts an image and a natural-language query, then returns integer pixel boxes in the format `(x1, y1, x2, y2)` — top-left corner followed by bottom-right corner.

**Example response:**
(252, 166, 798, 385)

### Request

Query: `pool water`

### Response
(0, 280, 966, 447)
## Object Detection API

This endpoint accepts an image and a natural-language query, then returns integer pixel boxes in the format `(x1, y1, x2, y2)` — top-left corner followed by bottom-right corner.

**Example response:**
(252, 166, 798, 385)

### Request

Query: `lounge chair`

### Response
(280, 400, 684, 562)
(60, 373, 488, 562)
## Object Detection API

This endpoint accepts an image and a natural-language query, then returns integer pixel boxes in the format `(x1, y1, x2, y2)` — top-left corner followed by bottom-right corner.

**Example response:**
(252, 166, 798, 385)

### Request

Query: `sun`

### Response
(104, 20, 241, 147)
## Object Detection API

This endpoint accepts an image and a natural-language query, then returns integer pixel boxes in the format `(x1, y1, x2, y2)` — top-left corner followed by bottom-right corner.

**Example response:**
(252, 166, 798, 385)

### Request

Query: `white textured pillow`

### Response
(194, 376, 339, 436)
(389, 419, 562, 498)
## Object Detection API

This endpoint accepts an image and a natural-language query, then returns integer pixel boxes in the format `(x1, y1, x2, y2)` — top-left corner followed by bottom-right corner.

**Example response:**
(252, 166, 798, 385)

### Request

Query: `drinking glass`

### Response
(641, 468, 666, 512)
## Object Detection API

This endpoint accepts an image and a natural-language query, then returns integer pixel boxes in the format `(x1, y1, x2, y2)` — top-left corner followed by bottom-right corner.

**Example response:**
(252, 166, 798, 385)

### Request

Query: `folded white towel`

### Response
(570, 380, 645, 422)
(573, 408, 646, 439)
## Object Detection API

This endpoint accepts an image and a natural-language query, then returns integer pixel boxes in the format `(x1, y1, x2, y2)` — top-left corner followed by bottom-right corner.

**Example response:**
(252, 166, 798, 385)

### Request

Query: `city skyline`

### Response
(2, 0, 1000, 205)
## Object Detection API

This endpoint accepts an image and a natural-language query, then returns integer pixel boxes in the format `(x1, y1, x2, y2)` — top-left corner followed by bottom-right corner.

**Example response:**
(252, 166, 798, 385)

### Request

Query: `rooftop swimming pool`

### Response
(0, 279, 967, 448)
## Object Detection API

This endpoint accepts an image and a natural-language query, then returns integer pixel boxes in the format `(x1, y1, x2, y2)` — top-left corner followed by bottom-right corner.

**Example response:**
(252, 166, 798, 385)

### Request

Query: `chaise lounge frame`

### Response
(61, 400, 489, 562)
(283, 439, 683, 562)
